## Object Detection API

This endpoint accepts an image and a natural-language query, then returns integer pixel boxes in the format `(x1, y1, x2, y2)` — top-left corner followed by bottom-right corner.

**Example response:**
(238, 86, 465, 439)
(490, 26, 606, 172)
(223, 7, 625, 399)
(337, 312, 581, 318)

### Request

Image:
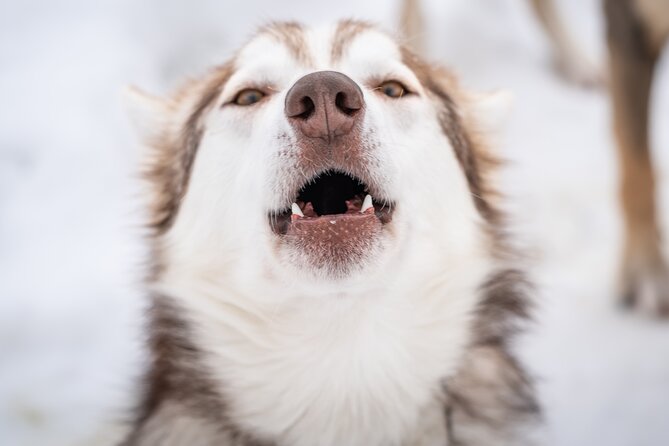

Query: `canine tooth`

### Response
(291, 203, 304, 217)
(360, 194, 374, 214)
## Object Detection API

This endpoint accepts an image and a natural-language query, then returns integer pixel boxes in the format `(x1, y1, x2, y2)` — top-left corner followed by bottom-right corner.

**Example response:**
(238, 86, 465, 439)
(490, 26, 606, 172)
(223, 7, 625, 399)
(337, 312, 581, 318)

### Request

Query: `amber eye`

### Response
(378, 80, 406, 98)
(233, 88, 266, 106)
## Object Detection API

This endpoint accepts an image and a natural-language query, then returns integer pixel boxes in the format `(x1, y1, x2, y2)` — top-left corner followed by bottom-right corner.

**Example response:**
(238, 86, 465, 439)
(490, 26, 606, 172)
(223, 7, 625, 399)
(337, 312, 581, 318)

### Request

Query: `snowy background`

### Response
(1, 0, 668, 445)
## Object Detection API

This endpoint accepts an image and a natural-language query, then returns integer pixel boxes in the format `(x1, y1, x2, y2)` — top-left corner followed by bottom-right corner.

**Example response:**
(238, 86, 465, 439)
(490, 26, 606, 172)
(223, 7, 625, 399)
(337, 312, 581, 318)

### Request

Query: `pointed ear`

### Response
(122, 85, 172, 145)
(467, 89, 514, 136)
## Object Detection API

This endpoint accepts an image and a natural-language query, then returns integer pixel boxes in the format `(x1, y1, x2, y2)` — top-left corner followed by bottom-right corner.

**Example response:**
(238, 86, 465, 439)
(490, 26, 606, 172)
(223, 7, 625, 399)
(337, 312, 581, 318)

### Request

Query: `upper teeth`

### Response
(291, 203, 304, 217)
(360, 194, 374, 214)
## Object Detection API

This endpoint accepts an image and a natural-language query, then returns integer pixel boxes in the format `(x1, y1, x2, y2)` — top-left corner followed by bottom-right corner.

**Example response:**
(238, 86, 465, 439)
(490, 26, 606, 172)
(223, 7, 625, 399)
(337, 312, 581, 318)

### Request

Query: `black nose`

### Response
(284, 71, 364, 142)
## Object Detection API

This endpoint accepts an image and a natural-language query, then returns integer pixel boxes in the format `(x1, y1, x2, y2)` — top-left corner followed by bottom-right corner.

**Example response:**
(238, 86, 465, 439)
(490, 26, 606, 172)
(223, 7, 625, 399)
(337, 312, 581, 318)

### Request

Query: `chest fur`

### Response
(177, 283, 477, 446)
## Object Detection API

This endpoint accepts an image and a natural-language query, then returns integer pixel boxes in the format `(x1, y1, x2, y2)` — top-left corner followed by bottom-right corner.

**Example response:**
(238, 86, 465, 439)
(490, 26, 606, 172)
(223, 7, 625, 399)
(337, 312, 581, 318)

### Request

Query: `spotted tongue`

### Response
(286, 211, 382, 264)
(282, 194, 385, 272)
(287, 194, 380, 253)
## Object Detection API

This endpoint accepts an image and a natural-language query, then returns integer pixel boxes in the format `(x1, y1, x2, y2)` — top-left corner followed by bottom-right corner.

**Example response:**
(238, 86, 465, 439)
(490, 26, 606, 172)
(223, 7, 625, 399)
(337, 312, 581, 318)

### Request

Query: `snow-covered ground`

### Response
(1, 0, 668, 445)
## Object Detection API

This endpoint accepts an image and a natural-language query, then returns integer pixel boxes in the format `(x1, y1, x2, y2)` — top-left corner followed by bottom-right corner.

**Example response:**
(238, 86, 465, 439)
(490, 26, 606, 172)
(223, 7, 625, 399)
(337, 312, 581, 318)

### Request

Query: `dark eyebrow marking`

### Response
(331, 19, 375, 64)
(259, 21, 312, 66)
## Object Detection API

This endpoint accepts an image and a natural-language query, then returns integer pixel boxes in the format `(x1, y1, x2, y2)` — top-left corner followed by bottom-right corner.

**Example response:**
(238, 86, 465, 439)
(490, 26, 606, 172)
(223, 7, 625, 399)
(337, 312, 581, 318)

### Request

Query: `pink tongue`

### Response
(284, 212, 383, 272)
(287, 211, 382, 247)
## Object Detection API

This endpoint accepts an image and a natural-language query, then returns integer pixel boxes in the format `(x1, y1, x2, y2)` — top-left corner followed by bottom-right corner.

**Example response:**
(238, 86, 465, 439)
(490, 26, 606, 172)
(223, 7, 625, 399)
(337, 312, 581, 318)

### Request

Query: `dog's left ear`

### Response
(122, 85, 172, 145)
(466, 90, 514, 136)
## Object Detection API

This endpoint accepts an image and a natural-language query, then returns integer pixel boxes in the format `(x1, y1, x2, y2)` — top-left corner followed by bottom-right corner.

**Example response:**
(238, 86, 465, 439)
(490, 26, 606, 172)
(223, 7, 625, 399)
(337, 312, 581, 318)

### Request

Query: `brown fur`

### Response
(122, 295, 270, 446)
(143, 64, 234, 280)
(259, 22, 312, 66)
(445, 344, 539, 445)
(331, 19, 375, 63)
(401, 47, 507, 257)
(634, 0, 669, 52)
(408, 54, 540, 443)
(605, 0, 669, 315)
(146, 64, 234, 235)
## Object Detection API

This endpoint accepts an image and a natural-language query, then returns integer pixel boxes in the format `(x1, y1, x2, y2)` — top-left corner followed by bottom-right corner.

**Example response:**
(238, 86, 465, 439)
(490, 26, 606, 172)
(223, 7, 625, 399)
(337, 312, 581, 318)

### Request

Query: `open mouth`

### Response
(269, 169, 394, 236)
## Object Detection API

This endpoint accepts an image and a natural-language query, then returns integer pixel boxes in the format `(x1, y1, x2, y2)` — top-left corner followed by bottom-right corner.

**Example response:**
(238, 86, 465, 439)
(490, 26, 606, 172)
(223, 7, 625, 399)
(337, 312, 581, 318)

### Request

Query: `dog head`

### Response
(126, 20, 509, 298)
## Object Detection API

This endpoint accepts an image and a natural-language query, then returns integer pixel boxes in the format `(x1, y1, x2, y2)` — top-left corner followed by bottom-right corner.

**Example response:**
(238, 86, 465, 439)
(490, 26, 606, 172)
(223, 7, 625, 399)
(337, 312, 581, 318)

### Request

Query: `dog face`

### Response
(127, 21, 504, 299)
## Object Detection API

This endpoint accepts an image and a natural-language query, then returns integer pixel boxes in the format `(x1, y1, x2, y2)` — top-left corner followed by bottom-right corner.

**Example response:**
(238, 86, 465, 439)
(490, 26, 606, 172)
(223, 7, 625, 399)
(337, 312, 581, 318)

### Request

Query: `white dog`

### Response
(122, 20, 539, 446)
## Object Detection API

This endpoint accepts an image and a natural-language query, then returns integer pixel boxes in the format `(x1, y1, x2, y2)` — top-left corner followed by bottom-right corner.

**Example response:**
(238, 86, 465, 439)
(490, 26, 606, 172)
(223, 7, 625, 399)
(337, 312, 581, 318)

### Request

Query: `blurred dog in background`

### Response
(402, 0, 669, 316)
(604, 0, 669, 316)
(400, 0, 603, 87)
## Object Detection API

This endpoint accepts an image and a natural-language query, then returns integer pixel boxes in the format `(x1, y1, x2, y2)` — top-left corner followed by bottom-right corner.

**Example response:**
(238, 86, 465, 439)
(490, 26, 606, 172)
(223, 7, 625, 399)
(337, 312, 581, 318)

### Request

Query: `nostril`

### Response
(295, 96, 315, 120)
(335, 92, 360, 116)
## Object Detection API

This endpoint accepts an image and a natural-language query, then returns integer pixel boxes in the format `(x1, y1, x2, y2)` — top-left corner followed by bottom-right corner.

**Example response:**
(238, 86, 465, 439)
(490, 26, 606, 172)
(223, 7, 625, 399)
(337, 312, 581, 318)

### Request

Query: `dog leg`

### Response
(529, 0, 603, 87)
(605, 0, 669, 317)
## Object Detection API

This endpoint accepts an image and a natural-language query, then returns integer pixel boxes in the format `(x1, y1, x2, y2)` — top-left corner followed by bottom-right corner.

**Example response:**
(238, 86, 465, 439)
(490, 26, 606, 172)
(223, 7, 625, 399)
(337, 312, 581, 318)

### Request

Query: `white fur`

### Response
(132, 24, 498, 446)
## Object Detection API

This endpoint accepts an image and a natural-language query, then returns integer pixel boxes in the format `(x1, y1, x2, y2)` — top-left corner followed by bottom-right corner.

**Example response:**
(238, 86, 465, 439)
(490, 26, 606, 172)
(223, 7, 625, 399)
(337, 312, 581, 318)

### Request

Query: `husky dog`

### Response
(122, 21, 539, 446)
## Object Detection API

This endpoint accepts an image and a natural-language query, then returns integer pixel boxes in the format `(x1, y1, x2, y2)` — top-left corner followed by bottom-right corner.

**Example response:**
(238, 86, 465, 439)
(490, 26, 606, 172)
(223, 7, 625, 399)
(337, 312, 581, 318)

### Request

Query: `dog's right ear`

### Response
(122, 85, 172, 145)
